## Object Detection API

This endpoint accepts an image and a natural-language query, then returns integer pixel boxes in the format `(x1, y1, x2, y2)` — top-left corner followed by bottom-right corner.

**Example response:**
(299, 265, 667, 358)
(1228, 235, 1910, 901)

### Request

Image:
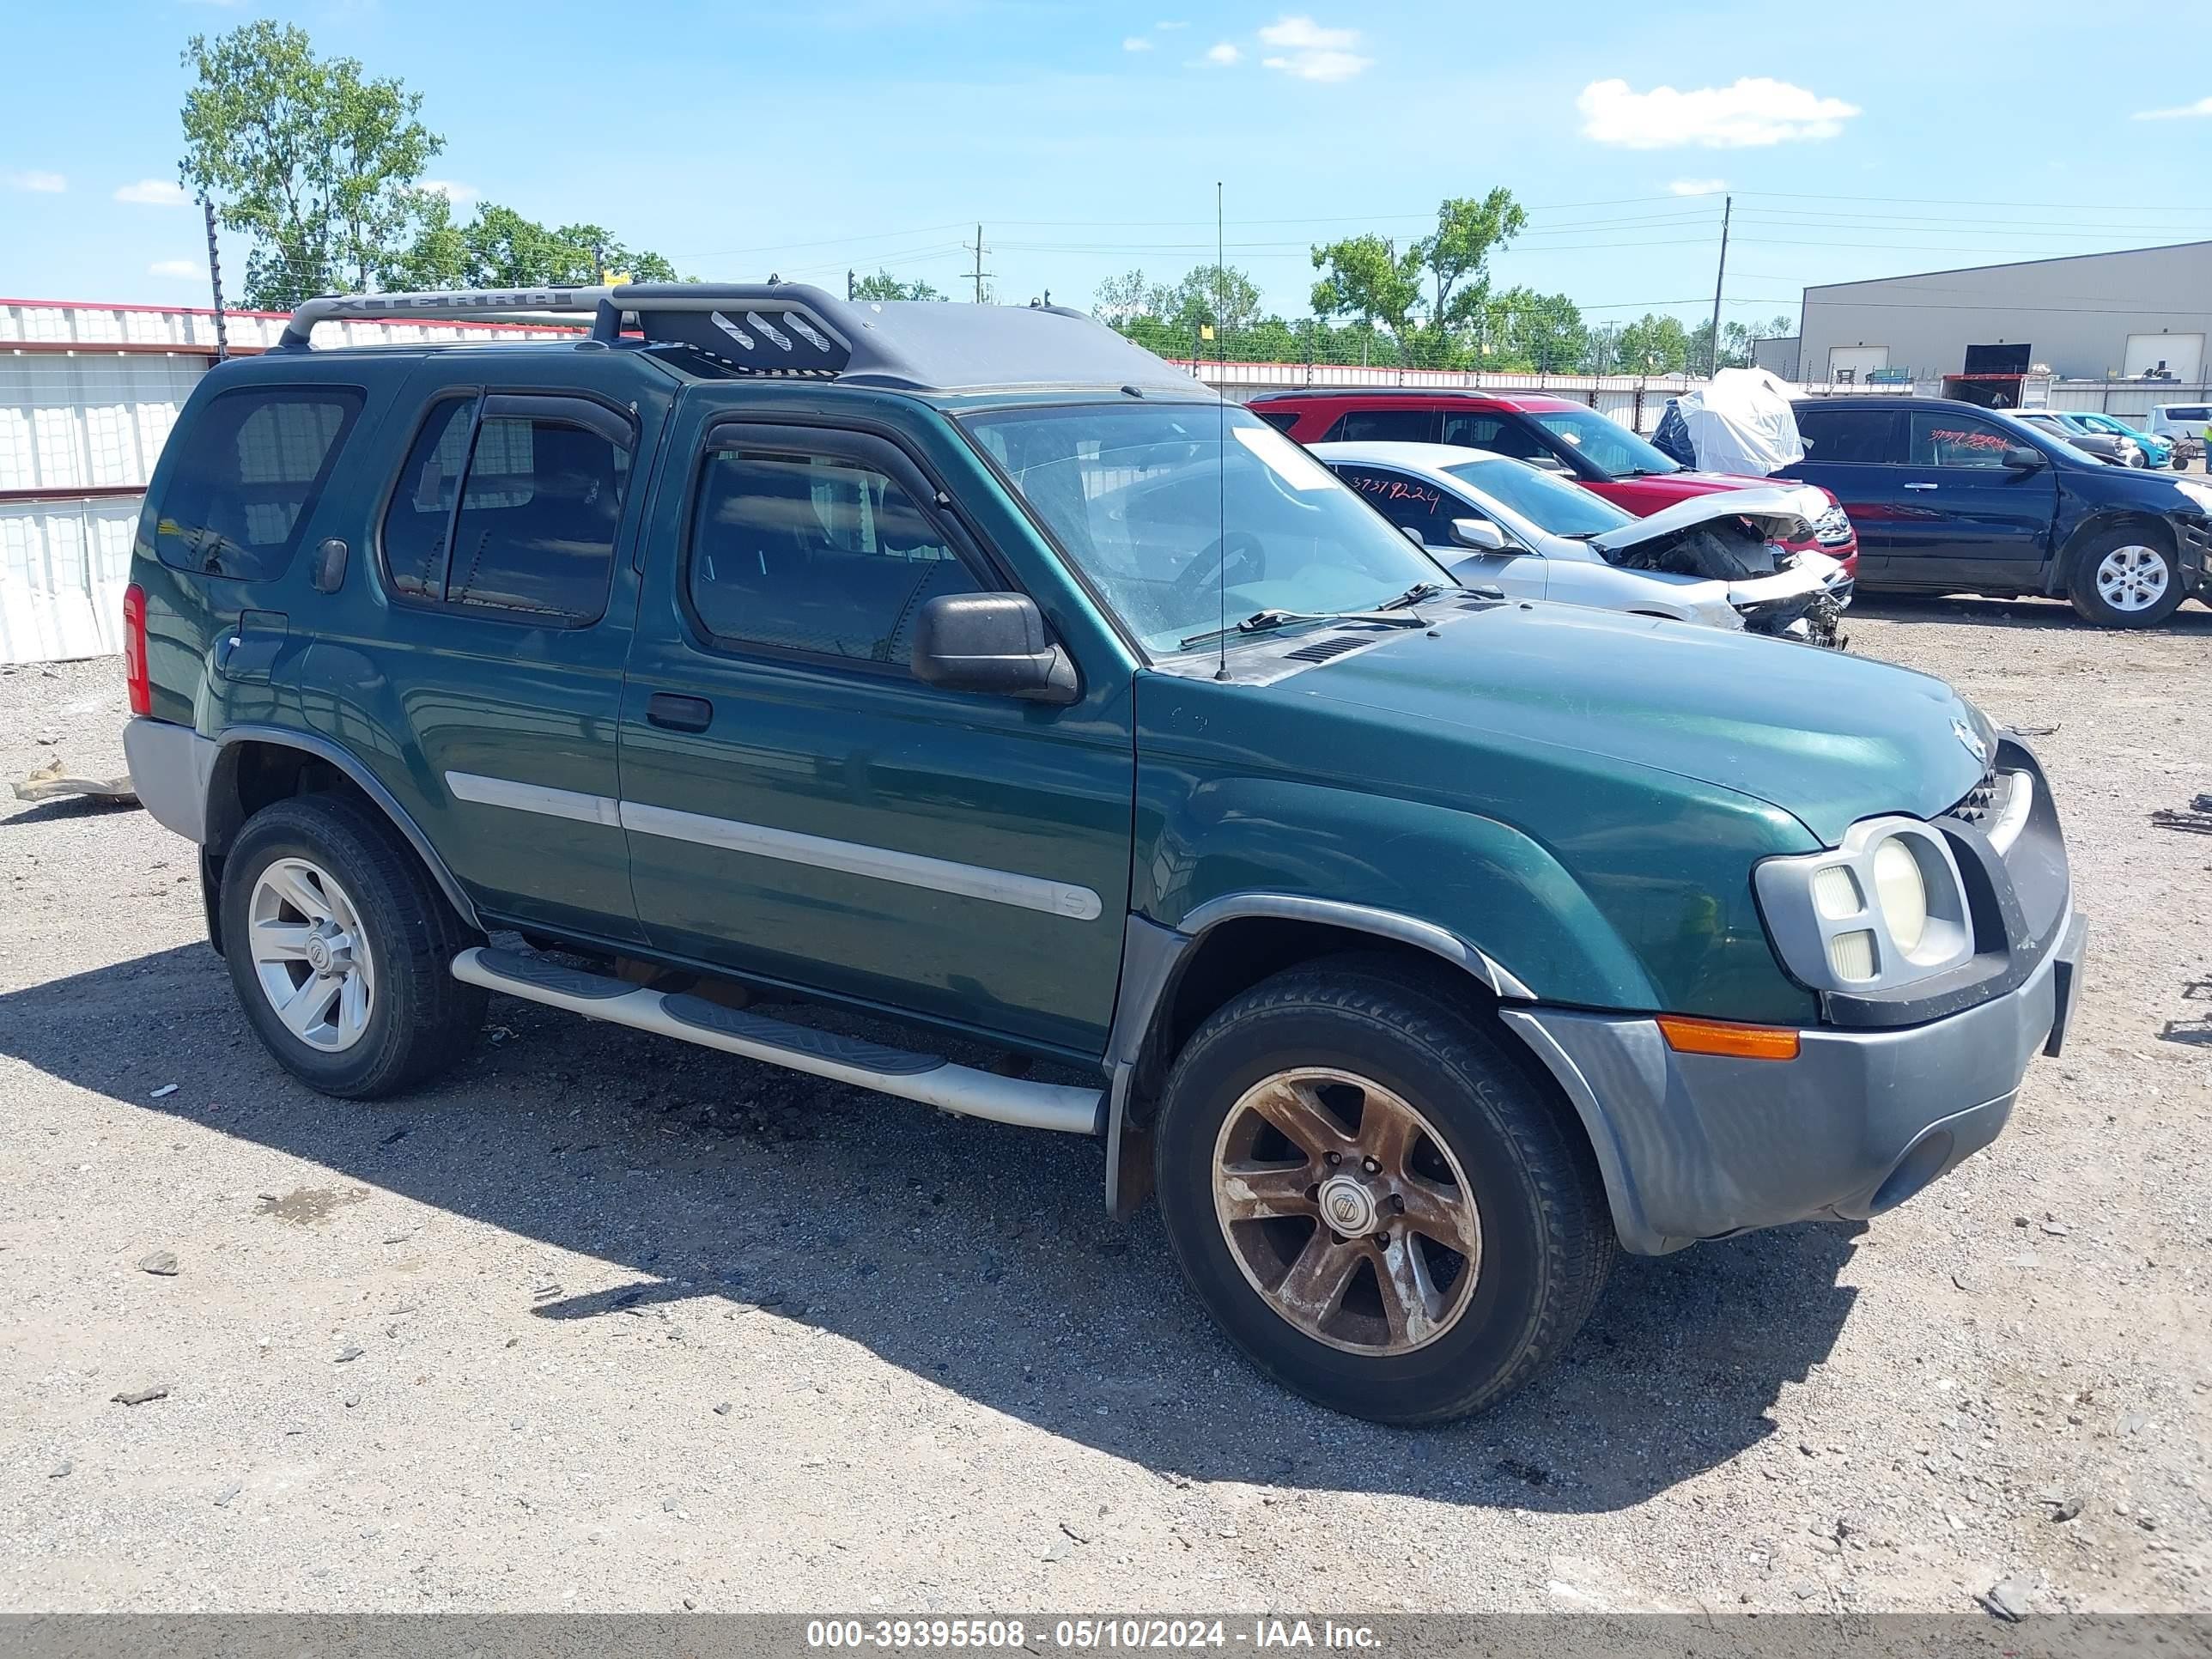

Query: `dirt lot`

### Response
(2, 595, 2208, 1617)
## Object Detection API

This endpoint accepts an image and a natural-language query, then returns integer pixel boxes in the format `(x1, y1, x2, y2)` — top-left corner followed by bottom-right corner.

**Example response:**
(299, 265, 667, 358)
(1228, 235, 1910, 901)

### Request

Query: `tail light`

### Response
(123, 583, 149, 716)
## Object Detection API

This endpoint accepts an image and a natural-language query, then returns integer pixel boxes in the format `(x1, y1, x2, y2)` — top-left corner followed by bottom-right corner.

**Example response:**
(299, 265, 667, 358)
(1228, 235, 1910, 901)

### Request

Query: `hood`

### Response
(1588, 483, 1821, 556)
(1279, 600, 1988, 846)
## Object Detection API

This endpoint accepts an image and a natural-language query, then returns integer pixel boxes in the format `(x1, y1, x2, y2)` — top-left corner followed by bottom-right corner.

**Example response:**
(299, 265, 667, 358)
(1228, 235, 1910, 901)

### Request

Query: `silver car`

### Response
(1312, 441, 1849, 644)
(2008, 410, 2142, 467)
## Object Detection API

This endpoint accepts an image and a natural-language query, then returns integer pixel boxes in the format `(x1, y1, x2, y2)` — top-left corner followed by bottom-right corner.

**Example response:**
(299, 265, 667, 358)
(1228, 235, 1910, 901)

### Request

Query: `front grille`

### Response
(1812, 505, 1854, 546)
(1948, 761, 2002, 826)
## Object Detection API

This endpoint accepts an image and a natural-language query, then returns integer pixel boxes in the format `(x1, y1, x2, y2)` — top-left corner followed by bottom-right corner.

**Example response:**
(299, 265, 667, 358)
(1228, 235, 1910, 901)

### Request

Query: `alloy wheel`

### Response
(1211, 1066, 1482, 1355)
(247, 857, 376, 1053)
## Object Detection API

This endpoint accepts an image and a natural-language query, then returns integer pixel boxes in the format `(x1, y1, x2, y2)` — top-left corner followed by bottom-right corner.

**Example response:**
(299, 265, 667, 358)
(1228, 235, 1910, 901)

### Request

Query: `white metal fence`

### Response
(0, 299, 578, 665)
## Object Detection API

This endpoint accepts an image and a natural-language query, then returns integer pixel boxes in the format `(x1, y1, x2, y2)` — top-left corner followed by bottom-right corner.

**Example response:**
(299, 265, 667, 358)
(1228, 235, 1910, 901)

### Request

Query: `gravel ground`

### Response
(1, 595, 2208, 1616)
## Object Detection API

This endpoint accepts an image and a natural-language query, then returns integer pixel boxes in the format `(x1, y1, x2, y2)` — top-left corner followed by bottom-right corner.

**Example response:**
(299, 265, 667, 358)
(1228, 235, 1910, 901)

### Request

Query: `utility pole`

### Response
(966, 224, 994, 304)
(201, 198, 228, 363)
(1707, 194, 1732, 378)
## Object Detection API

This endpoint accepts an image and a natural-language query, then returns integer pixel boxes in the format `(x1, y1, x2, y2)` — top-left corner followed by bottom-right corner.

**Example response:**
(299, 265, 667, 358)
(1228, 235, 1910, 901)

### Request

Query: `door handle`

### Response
(1903, 482, 1938, 491)
(647, 693, 714, 732)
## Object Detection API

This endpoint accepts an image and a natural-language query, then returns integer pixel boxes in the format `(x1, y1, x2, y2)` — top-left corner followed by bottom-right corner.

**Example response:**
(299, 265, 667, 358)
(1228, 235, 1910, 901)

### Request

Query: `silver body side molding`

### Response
(446, 771, 621, 828)
(617, 801, 1104, 921)
(452, 947, 1103, 1137)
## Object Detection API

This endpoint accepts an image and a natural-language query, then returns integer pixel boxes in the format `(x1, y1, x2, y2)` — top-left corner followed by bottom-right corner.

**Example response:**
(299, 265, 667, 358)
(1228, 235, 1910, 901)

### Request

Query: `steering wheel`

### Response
(1176, 530, 1267, 598)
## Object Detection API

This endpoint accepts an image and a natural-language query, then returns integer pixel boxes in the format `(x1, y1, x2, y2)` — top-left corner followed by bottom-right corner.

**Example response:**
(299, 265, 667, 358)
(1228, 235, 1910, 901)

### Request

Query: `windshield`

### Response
(1531, 408, 1682, 477)
(1442, 457, 1635, 538)
(963, 402, 1449, 655)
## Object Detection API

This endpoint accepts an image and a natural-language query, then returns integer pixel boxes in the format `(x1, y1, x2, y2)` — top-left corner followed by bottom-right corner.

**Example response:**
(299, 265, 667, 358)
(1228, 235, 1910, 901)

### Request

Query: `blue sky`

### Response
(5, 0, 2209, 337)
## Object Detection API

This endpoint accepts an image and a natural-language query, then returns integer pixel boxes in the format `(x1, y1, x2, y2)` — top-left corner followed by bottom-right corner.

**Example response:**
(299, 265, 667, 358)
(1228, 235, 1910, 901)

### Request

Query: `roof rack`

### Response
(276, 282, 1200, 394)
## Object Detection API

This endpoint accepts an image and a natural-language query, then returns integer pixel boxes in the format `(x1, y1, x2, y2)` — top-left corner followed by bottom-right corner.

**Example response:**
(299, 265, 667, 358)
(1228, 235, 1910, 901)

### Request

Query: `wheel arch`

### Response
(206, 726, 481, 931)
(2050, 508, 2176, 596)
(1103, 896, 1545, 1218)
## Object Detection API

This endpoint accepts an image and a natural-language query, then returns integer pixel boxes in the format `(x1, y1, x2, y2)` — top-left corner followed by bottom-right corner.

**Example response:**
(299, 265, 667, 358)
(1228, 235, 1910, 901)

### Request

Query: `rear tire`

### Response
(1152, 956, 1613, 1424)
(221, 793, 485, 1098)
(2066, 526, 2187, 628)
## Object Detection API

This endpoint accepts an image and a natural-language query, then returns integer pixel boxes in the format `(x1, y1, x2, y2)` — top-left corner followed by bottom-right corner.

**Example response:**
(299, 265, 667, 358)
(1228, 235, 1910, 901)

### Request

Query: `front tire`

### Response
(1152, 957, 1613, 1424)
(221, 793, 485, 1098)
(2066, 526, 2186, 627)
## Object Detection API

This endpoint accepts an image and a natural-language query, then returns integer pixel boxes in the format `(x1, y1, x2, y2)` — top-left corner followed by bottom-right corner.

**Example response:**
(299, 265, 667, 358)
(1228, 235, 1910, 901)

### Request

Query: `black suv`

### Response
(1783, 394, 2212, 625)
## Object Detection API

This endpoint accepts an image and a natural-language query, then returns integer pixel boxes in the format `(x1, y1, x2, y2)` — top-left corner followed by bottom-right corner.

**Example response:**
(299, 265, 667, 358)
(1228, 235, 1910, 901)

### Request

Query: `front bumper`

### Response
(1502, 906, 2081, 1254)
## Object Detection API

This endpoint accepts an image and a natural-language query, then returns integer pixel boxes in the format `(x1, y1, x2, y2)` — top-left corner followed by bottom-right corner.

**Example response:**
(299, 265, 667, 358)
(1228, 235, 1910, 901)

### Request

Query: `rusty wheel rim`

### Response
(1211, 1066, 1482, 1356)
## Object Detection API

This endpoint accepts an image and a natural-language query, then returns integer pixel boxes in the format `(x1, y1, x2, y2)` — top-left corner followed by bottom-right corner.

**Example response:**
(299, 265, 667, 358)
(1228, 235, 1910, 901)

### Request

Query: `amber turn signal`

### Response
(1656, 1015, 1802, 1061)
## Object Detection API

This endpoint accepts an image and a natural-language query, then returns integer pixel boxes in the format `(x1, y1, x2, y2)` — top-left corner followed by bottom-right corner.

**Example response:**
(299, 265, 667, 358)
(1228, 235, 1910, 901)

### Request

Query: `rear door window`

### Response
(1252, 410, 1301, 434)
(152, 386, 362, 580)
(1322, 408, 1439, 444)
(1796, 406, 1899, 464)
(379, 392, 632, 625)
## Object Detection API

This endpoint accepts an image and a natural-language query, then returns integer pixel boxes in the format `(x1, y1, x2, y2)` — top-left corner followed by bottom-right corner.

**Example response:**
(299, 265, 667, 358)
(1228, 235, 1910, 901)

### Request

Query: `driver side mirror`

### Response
(911, 593, 1079, 704)
(2002, 445, 2046, 471)
(1449, 517, 1509, 552)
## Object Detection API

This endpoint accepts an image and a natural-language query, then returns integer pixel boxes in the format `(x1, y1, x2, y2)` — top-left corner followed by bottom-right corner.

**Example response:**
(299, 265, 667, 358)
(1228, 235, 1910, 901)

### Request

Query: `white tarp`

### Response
(1671, 368, 1807, 477)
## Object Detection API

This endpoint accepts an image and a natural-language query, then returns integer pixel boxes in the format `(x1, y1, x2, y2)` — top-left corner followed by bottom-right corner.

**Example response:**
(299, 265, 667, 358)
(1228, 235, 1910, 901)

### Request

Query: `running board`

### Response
(451, 946, 1103, 1136)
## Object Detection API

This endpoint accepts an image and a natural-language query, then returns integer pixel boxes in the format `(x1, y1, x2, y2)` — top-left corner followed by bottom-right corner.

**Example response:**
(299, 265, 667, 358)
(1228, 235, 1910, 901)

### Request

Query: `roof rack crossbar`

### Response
(277, 283, 860, 375)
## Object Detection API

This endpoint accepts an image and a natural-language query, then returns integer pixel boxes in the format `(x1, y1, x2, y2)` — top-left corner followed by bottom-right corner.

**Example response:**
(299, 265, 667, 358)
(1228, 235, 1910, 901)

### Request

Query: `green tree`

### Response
(1485, 288, 1585, 372)
(1614, 313, 1690, 374)
(1091, 268, 1160, 326)
(1413, 190, 1527, 337)
(385, 196, 677, 289)
(1310, 232, 1422, 349)
(1163, 264, 1262, 337)
(179, 21, 443, 308)
(853, 270, 946, 301)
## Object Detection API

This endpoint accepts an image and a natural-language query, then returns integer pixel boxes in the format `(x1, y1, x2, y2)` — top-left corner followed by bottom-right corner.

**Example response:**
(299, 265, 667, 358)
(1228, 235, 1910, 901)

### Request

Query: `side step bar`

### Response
(451, 946, 1103, 1136)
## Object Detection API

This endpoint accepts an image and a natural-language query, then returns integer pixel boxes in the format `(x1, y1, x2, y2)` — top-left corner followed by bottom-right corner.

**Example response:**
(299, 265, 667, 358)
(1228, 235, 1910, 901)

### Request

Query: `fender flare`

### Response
(209, 724, 483, 930)
(1100, 894, 1534, 1216)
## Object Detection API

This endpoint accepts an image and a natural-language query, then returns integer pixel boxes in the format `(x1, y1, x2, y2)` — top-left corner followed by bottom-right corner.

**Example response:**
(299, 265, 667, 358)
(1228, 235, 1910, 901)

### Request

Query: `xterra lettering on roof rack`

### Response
(278, 282, 1204, 395)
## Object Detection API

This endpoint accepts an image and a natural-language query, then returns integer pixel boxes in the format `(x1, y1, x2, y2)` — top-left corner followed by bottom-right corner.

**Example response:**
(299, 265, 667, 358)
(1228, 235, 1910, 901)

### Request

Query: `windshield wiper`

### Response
(1377, 581, 1443, 611)
(1177, 605, 1428, 653)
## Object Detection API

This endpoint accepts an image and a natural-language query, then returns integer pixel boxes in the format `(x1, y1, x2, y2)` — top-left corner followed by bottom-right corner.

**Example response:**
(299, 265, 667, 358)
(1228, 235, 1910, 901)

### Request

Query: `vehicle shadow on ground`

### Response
(1847, 592, 2212, 635)
(0, 942, 1863, 1515)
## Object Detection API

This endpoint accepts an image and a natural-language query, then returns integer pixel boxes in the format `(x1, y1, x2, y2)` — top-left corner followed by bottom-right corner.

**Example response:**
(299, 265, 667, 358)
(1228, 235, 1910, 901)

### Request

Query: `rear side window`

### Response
(687, 442, 986, 666)
(153, 386, 362, 580)
(1322, 409, 1438, 444)
(1797, 406, 1897, 464)
(379, 393, 632, 625)
(1440, 411, 1553, 463)
(1252, 410, 1301, 434)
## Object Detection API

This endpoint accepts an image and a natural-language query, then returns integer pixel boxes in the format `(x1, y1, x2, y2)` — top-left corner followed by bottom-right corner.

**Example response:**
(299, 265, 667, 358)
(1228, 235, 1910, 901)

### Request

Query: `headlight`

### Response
(2175, 479, 2212, 514)
(1754, 818, 1975, 994)
(1871, 838, 1927, 951)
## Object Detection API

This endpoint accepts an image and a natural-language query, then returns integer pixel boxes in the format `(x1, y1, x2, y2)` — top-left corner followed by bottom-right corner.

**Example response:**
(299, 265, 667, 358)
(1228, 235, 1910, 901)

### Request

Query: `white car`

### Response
(2148, 403, 2211, 454)
(1312, 441, 1849, 644)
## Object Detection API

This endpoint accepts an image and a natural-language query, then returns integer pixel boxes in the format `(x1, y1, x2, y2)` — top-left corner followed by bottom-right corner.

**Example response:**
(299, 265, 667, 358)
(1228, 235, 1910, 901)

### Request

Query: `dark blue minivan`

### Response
(1784, 395, 2212, 626)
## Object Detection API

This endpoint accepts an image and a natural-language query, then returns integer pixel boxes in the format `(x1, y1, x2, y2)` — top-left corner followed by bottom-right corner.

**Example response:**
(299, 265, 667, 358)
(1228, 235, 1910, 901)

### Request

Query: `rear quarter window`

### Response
(151, 386, 363, 580)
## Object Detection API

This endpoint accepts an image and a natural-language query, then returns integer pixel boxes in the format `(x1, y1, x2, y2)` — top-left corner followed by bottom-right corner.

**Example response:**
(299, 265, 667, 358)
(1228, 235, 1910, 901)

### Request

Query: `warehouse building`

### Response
(1789, 240, 2212, 407)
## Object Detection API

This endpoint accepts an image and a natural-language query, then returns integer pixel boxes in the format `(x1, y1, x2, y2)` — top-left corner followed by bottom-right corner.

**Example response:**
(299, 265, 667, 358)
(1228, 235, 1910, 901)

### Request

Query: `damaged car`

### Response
(1315, 441, 1850, 646)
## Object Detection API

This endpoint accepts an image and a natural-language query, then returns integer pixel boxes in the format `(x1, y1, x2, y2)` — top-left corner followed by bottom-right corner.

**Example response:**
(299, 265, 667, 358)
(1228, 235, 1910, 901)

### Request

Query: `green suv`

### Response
(121, 283, 2084, 1423)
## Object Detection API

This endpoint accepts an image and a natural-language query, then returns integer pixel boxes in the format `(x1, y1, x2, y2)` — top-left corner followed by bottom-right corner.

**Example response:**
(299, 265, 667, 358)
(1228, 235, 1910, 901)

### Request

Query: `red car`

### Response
(1249, 390, 1859, 575)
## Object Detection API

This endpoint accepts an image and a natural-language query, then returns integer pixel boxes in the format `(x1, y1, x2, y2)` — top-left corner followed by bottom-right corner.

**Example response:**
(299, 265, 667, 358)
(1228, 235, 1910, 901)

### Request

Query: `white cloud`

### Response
(149, 259, 200, 279)
(2136, 96, 2212, 120)
(1256, 15, 1370, 82)
(419, 178, 478, 202)
(1200, 40, 1240, 64)
(3, 169, 66, 193)
(1122, 34, 1153, 50)
(115, 178, 191, 206)
(1668, 177, 1729, 195)
(1577, 76, 1859, 149)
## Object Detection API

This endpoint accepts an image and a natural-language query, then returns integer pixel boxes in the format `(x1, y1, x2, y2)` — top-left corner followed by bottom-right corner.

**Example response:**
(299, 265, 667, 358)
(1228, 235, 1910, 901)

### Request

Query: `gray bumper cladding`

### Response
(1503, 909, 2086, 1255)
(122, 717, 217, 844)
